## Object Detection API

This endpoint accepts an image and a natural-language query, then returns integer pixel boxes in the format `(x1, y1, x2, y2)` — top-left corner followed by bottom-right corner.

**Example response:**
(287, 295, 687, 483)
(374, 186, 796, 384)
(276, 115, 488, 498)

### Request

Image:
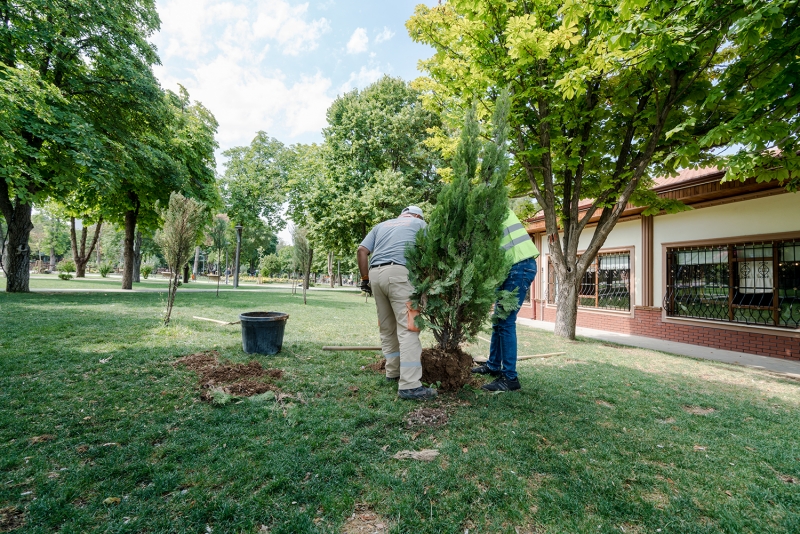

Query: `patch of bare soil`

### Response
(421, 346, 472, 391)
(366, 359, 386, 373)
(0, 507, 24, 532)
(175, 351, 283, 401)
(201, 361, 265, 385)
(342, 504, 389, 534)
(683, 405, 716, 415)
(404, 407, 448, 428)
(173, 351, 219, 373)
(779, 474, 796, 484)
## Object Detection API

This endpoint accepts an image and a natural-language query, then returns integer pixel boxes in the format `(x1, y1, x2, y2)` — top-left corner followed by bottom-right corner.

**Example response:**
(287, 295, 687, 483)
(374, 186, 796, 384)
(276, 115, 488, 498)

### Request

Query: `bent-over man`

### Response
(357, 206, 437, 400)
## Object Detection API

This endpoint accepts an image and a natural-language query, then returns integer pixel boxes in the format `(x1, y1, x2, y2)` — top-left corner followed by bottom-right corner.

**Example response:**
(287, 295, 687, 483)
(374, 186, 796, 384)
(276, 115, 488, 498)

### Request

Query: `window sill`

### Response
(663, 315, 800, 338)
(545, 303, 634, 318)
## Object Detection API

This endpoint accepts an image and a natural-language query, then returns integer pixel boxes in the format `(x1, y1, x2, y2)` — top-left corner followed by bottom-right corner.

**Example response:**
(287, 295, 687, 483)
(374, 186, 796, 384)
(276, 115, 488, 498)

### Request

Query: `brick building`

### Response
(521, 168, 800, 362)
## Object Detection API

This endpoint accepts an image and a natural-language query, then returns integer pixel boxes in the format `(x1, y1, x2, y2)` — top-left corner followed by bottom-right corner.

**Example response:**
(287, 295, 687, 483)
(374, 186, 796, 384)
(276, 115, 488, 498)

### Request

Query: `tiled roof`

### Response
(526, 166, 727, 222)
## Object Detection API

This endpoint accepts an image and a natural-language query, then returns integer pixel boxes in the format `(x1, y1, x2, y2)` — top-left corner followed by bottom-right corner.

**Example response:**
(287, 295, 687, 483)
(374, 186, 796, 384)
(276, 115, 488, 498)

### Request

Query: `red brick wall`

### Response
(523, 302, 799, 362)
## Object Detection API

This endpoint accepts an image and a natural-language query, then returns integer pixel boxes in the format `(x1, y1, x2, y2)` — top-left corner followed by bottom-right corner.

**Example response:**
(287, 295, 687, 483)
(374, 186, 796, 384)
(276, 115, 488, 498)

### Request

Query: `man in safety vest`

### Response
(357, 206, 438, 401)
(472, 209, 539, 391)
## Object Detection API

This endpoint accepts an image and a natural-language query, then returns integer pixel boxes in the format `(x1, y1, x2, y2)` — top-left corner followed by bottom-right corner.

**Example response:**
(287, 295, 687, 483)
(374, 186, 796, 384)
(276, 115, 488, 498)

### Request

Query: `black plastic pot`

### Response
(239, 312, 289, 355)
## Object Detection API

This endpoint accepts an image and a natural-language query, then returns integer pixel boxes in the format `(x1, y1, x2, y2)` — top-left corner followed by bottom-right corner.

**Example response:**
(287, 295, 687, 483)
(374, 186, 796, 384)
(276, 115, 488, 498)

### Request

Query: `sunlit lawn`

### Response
(0, 284, 798, 533)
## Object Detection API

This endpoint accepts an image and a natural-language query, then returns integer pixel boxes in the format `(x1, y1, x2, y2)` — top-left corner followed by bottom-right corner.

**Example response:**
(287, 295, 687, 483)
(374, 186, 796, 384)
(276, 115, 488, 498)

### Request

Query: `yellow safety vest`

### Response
(501, 210, 539, 265)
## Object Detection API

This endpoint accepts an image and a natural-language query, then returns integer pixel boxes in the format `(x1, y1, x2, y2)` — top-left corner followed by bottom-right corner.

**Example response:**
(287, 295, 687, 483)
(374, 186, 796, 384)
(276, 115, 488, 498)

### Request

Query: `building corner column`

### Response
(641, 215, 654, 307)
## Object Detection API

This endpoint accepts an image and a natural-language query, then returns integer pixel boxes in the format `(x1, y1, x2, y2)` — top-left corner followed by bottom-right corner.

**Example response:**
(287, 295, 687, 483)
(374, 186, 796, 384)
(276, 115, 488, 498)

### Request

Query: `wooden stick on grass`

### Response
(193, 316, 240, 325)
(472, 351, 566, 363)
(322, 346, 382, 351)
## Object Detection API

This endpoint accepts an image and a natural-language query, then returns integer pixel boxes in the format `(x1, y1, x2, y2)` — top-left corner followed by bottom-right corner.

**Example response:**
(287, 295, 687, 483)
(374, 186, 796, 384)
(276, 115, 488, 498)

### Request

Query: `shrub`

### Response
(58, 273, 73, 280)
(141, 265, 153, 279)
(57, 259, 76, 275)
(98, 262, 113, 278)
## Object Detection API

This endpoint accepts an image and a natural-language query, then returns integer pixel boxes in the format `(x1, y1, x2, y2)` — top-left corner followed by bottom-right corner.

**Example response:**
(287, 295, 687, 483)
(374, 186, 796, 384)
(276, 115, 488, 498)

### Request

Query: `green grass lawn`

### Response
(1, 286, 798, 533)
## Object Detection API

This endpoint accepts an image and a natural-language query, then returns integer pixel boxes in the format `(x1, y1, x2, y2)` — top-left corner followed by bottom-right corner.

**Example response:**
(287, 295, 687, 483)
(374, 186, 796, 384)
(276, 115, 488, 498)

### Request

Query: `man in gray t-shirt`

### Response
(357, 206, 436, 400)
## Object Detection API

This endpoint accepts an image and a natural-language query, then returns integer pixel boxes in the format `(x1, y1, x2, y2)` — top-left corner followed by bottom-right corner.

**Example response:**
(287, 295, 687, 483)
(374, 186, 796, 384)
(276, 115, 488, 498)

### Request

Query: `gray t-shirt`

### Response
(360, 215, 427, 267)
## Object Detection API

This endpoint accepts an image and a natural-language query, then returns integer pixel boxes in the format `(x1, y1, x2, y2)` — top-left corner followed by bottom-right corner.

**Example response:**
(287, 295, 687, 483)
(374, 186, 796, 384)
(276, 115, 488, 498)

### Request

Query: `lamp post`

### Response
(233, 224, 243, 288)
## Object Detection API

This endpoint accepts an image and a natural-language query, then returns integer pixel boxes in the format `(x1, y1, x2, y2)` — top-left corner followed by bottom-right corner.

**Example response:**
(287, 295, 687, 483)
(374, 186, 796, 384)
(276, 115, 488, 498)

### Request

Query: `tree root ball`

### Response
(421, 347, 473, 391)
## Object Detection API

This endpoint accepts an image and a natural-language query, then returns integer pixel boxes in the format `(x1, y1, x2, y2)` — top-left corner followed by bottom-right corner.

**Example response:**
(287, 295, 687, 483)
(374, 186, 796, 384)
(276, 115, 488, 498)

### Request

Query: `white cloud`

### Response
(339, 65, 383, 93)
(346, 27, 369, 54)
(154, 0, 329, 59)
(374, 26, 394, 43)
(252, 2, 330, 55)
(157, 60, 333, 148)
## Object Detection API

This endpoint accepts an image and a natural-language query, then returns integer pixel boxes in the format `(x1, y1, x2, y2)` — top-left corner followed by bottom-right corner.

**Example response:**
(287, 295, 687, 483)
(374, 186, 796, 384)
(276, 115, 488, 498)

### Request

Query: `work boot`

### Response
(481, 376, 521, 392)
(385, 375, 399, 382)
(398, 386, 437, 400)
(471, 363, 501, 377)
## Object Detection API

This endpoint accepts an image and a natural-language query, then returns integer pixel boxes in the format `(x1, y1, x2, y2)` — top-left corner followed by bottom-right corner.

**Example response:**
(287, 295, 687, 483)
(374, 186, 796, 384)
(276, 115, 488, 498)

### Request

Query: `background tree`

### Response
(105, 88, 219, 290)
(207, 216, 229, 296)
(221, 132, 288, 231)
(31, 209, 71, 271)
(0, 0, 164, 292)
(226, 218, 278, 275)
(407, 96, 516, 357)
(156, 193, 206, 325)
(286, 77, 444, 257)
(407, 0, 798, 339)
(291, 226, 312, 304)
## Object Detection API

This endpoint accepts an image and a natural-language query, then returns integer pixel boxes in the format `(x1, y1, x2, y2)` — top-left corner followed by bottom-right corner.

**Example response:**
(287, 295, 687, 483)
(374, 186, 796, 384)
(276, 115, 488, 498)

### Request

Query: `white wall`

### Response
(653, 193, 800, 305)
(539, 219, 642, 306)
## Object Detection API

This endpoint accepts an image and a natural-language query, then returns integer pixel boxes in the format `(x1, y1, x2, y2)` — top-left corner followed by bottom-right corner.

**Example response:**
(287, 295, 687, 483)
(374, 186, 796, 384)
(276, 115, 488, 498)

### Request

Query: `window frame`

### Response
(544, 246, 636, 317)
(661, 231, 800, 335)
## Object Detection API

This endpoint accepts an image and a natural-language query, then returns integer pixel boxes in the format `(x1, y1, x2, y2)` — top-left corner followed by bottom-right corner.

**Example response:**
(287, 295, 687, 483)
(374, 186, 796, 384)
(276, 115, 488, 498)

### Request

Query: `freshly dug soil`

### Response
(367, 359, 386, 373)
(421, 347, 473, 391)
(201, 361, 265, 384)
(174, 351, 283, 400)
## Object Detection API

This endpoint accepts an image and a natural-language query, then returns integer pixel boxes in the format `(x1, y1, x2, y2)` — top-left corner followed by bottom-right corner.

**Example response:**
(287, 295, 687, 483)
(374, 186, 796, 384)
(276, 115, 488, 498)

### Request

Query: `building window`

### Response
(547, 251, 631, 311)
(664, 240, 800, 328)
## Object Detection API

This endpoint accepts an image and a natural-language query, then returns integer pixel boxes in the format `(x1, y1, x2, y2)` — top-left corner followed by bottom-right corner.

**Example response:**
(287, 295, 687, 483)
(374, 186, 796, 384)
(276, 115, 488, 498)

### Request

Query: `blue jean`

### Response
(487, 257, 537, 381)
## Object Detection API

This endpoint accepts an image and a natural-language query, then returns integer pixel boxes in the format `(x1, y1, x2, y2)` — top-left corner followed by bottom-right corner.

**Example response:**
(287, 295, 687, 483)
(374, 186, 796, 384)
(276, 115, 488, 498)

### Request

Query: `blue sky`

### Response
(151, 0, 437, 154)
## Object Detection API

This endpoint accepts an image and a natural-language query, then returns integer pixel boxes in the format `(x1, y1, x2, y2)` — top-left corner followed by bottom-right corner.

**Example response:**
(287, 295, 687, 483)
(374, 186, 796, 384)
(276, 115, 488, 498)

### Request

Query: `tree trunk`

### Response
(193, 246, 200, 278)
(71, 217, 103, 278)
(121, 205, 138, 290)
(183, 263, 190, 284)
(328, 251, 335, 288)
(304, 247, 313, 290)
(553, 272, 580, 339)
(0, 199, 34, 293)
(49, 246, 56, 271)
(132, 231, 142, 283)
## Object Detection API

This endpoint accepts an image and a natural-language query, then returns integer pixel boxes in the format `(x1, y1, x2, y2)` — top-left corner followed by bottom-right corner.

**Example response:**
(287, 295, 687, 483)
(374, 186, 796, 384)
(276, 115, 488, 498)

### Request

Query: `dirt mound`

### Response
(367, 359, 386, 373)
(201, 361, 265, 384)
(421, 347, 473, 391)
(404, 407, 448, 428)
(174, 351, 219, 372)
(175, 351, 283, 401)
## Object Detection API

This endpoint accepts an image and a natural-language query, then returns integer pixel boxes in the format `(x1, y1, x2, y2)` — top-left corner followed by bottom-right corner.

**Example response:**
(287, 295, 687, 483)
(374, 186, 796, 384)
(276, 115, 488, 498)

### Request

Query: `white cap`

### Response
(402, 205, 424, 217)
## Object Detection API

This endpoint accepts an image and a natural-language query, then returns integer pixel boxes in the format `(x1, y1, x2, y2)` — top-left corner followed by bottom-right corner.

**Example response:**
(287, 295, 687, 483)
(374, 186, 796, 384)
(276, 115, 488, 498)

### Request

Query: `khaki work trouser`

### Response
(370, 264, 422, 391)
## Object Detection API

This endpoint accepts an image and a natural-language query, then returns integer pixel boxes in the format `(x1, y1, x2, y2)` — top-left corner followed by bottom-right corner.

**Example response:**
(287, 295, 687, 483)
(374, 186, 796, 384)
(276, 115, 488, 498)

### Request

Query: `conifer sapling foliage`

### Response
(156, 193, 206, 325)
(407, 91, 518, 352)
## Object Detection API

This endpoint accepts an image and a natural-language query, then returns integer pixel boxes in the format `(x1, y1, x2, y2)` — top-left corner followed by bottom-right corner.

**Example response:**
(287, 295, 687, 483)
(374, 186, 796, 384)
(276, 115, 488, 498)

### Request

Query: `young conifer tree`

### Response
(407, 90, 517, 352)
(156, 192, 206, 325)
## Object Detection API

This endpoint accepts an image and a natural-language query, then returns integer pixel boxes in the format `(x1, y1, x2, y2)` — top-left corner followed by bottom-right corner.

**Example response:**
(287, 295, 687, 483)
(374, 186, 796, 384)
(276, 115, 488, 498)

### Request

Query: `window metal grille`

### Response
(664, 240, 800, 328)
(547, 252, 631, 311)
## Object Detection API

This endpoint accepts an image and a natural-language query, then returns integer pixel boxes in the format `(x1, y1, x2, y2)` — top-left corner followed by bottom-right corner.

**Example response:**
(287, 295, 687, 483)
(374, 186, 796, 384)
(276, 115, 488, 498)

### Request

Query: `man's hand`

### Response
(360, 278, 372, 296)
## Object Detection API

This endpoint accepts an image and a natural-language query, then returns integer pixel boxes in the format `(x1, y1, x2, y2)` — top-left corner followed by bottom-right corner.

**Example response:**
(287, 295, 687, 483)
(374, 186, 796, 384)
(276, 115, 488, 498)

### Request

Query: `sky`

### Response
(151, 0, 438, 155)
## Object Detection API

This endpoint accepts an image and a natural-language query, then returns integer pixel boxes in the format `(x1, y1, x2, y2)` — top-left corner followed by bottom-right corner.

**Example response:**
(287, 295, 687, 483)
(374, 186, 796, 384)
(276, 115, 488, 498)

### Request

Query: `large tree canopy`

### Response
(0, 0, 165, 292)
(220, 132, 288, 230)
(291, 76, 444, 254)
(408, 0, 799, 338)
